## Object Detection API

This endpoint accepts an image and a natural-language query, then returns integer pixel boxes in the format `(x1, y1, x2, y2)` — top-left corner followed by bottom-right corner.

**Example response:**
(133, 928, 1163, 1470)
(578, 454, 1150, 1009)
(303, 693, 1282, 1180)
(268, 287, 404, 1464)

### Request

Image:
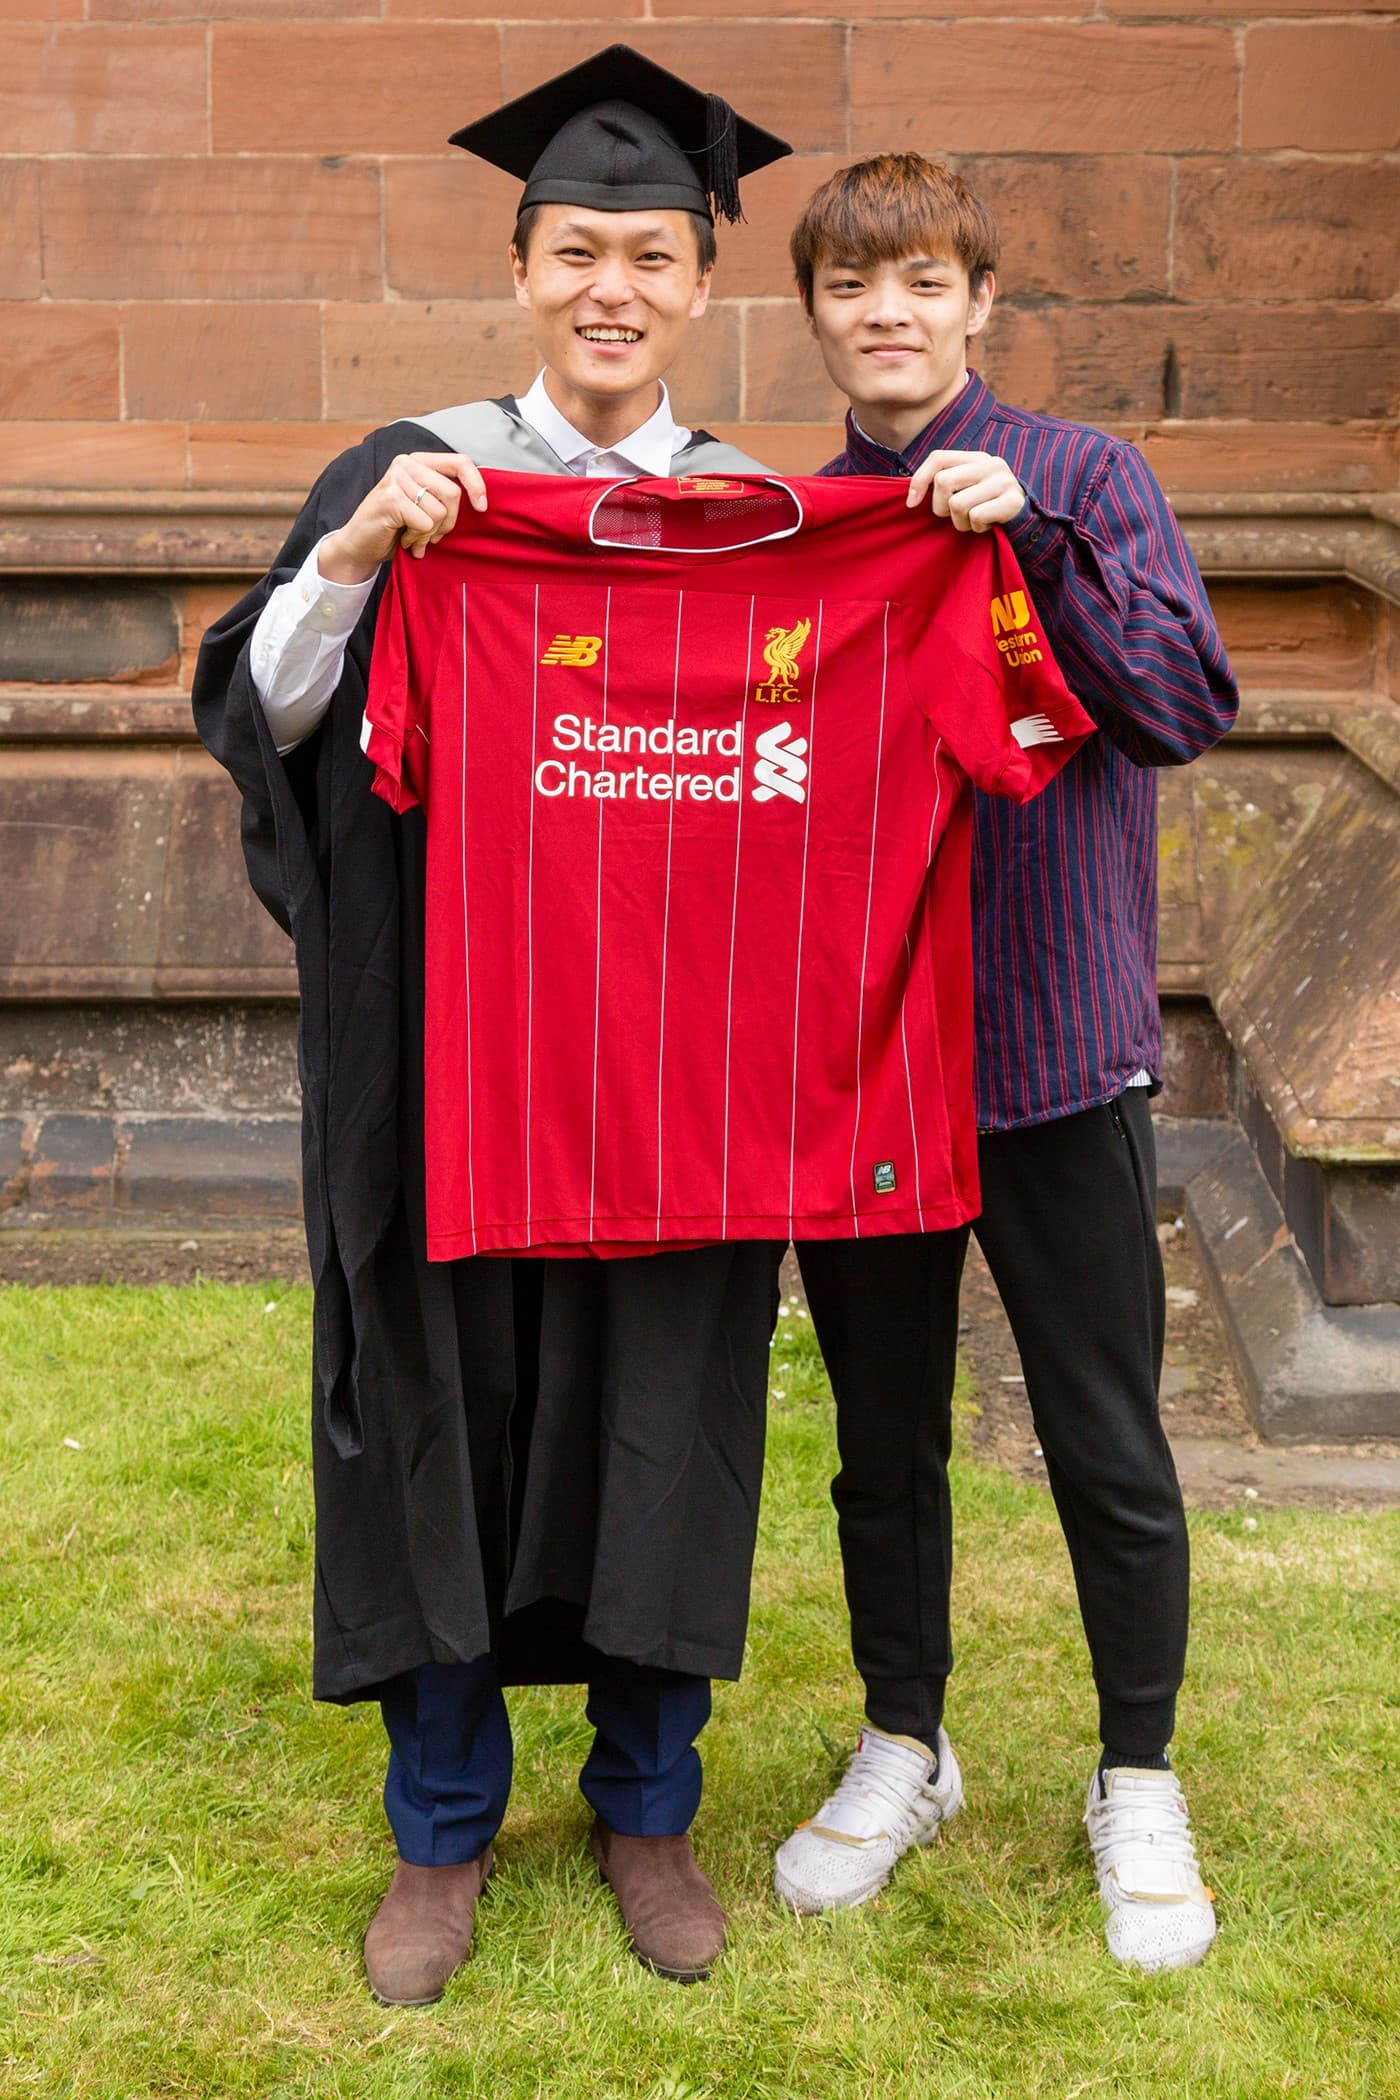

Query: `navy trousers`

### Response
(380, 1654, 712, 1867)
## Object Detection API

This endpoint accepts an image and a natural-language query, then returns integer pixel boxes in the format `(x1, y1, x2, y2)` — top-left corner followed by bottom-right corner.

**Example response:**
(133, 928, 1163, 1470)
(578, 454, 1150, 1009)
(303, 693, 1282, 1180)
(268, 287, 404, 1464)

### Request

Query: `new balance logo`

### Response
(752, 720, 808, 805)
(1011, 713, 1064, 749)
(540, 634, 602, 667)
(990, 591, 1031, 636)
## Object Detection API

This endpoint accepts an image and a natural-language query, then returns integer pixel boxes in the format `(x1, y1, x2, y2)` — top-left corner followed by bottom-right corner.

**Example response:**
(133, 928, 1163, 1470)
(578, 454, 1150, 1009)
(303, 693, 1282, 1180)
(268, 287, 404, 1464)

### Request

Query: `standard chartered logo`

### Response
(530, 711, 810, 809)
(751, 720, 808, 805)
(533, 711, 742, 804)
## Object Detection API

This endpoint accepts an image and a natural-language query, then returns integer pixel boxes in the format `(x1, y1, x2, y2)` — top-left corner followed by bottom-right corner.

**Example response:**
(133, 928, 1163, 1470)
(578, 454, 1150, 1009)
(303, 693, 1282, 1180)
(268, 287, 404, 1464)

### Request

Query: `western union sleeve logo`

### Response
(989, 592, 1043, 667)
(540, 635, 603, 667)
(989, 591, 1030, 636)
(754, 617, 813, 704)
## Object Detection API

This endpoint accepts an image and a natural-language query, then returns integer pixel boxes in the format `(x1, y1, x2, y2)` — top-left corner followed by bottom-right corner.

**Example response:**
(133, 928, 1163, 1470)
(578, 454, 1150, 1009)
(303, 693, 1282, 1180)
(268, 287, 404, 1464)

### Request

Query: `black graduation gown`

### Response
(192, 409, 783, 1702)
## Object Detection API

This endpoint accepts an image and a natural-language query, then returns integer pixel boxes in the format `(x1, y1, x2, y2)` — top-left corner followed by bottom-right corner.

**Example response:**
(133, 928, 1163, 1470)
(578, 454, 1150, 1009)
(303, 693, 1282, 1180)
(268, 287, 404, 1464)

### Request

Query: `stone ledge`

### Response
(1153, 1113, 1236, 1208)
(1186, 1132, 1400, 1443)
(1, 489, 1398, 596)
(0, 1113, 302, 1224)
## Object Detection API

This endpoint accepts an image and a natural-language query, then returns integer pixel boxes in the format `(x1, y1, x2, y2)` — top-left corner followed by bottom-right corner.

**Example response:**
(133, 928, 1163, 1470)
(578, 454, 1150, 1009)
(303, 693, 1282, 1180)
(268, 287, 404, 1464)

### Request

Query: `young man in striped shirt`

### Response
(774, 155, 1239, 1973)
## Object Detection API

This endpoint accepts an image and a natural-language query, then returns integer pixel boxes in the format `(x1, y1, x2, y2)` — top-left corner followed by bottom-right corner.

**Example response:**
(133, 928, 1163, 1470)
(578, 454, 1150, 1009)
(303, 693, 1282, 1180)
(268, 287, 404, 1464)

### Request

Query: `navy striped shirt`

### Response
(820, 373, 1238, 1130)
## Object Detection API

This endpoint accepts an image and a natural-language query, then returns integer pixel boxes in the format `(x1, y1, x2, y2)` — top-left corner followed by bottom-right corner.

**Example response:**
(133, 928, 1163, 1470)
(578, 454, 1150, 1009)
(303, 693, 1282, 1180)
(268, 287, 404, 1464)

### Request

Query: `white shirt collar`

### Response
(517, 371, 689, 479)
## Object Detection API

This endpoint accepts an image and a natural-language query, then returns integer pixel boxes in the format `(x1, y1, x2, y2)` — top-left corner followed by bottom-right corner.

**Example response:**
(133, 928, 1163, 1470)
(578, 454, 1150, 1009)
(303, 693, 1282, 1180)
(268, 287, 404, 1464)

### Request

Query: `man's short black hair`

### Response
(512, 203, 717, 274)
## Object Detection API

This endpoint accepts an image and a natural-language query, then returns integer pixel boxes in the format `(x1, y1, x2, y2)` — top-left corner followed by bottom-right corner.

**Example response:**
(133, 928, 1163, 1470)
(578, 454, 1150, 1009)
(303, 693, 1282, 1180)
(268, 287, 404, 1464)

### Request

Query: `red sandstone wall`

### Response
(0, 1, 1396, 494)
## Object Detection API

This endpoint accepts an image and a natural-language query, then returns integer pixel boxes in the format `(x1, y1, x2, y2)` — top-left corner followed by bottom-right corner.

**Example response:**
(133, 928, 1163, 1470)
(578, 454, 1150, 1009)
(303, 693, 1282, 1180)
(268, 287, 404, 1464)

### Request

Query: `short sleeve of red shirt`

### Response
(362, 557, 447, 813)
(901, 528, 1093, 801)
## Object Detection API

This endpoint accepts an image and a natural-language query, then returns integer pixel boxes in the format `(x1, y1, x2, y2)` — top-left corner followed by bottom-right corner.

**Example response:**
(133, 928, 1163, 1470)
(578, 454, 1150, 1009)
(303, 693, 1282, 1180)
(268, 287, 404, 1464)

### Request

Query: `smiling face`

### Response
(511, 205, 713, 438)
(807, 251, 995, 453)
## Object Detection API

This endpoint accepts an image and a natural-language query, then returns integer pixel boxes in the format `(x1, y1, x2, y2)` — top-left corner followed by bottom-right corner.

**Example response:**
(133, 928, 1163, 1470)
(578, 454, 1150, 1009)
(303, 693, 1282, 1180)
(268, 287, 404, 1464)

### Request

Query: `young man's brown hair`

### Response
(790, 153, 1000, 312)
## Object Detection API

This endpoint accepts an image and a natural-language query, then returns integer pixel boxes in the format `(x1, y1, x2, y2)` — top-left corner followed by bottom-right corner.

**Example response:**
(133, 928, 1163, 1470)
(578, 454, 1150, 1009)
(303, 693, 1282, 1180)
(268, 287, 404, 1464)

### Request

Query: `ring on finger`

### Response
(414, 485, 432, 506)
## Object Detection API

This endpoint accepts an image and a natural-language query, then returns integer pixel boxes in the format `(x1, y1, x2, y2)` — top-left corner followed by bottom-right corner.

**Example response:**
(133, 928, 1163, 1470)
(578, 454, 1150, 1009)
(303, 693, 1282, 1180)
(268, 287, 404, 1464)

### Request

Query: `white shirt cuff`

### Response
(249, 537, 378, 754)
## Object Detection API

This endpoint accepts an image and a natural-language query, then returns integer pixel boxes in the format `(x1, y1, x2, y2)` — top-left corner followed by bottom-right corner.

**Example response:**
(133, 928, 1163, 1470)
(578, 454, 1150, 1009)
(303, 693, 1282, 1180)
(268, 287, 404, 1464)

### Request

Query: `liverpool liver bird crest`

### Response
(754, 617, 812, 703)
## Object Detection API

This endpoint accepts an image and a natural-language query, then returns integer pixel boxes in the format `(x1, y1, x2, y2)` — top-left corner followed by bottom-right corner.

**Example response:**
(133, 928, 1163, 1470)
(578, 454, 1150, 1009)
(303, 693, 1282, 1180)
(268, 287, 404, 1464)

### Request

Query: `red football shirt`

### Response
(365, 471, 1092, 1260)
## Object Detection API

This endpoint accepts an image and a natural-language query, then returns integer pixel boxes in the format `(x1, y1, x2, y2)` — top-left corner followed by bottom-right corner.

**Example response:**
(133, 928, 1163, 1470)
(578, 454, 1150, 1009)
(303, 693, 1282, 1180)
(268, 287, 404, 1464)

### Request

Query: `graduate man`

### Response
(194, 48, 790, 2004)
(771, 155, 1238, 1974)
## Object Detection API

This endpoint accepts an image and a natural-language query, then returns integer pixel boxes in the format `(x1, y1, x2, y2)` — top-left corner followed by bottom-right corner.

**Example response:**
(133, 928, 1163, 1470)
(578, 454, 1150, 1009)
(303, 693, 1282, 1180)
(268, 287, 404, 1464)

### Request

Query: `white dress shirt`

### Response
(248, 377, 690, 754)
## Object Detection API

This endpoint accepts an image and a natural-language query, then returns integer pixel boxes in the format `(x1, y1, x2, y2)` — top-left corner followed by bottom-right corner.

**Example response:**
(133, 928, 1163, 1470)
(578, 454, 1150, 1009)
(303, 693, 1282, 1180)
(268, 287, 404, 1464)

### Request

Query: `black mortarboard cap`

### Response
(449, 43, 791, 226)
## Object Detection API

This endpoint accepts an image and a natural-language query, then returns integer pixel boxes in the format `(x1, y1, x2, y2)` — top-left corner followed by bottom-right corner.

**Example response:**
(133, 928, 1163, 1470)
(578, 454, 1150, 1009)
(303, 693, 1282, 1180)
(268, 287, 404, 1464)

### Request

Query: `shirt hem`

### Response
(427, 1197, 978, 1260)
(976, 1073, 1161, 1135)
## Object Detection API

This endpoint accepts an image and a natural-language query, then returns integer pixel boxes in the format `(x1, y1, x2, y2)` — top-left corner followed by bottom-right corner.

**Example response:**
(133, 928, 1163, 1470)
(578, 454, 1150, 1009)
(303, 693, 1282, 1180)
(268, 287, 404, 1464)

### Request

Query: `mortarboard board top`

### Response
(450, 44, 791, 227)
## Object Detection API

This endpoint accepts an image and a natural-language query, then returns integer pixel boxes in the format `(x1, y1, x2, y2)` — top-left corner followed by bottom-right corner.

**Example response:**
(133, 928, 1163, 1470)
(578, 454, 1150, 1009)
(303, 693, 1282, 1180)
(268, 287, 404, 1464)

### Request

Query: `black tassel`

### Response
(703, 92, 743, 224)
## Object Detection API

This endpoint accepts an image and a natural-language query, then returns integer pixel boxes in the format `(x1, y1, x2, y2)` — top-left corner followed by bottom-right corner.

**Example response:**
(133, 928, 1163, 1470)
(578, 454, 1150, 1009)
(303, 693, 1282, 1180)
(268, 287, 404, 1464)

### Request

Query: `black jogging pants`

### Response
(796, 1089, 1188, 1757)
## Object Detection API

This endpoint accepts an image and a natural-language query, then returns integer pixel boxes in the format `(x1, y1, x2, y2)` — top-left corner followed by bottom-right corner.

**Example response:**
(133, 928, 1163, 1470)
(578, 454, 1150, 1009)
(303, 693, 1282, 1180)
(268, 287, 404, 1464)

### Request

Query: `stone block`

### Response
(0, 162, 41, 301)
(1159, 1002, 1230, 1122)
(0, 1118, 23, 1211)
(708, 424, 838, 476)
(1175, 160, 1400, 305)
(1235, 1065, 1400, 1309)
(0, 1005, 300, 1121)
(1136, 423, 1398, 498)
(1152, 1112, 1234, 1210)
(0, 305, 119, 421)
(159, 750, 295, 977)
(986, 306, 1400, 426)
(1326, 1170, 1400, 1310)
(119, 1117, 301, 1218)
(1111, 0, 1391, 13)
(322, 302, 535, 422)
(122, 305, 323, 424)
(178, 581, 242, 690)
(211, 23, 500, 156)
(185, 422, 372, 492)
(1243, 23, 1400, 151)
(1213, 762, 1400, 1157)
(0, 22, 206, 154)
(1210, 579, 1373, 693)
(714, 156, 845, 302)
(1156, 770, 1203, 984)
(0, 749, 171, 987)
(41, 157, 383, 302)
(659, 0, 1075, 11)
(1192, 743, 1345, 959)
(0, 581, 178, 684)
(502, 23, 847, 154)
(0, 421, 188, 490)
(742, 302, 846, 425)
(983, 306, 1177, 423)
(1171, 307, 1399, 423)
(29, 1114, 116, 1212)
(390, 0, 641, 19)
(958, 156, 1171, 303)
(93, 0, 374, 14)
(850, 23, 1236, 155)
(1187, 1134, 1400, 1441)
(384, 159, 528, 302)
(667, 306, 741, 426)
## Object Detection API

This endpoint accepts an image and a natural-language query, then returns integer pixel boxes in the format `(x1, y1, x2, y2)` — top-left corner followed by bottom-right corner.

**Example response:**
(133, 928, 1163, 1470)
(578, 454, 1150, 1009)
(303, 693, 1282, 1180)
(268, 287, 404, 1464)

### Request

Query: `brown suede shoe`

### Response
(363, 1846, 493, 2006)
(589, 1819, 727, 1983)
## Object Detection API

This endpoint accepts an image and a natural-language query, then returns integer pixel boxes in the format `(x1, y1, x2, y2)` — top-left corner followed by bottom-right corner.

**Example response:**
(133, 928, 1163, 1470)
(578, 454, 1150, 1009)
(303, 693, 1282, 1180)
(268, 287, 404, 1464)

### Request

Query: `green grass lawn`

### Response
(0, 1282, 1396, 2099)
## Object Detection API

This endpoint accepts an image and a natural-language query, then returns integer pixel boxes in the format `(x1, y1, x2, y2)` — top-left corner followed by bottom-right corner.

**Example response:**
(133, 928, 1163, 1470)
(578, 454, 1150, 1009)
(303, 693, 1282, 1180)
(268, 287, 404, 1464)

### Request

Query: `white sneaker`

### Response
(774, 1725, 963, 1914)
(1084, 1765, 1217, 1972)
